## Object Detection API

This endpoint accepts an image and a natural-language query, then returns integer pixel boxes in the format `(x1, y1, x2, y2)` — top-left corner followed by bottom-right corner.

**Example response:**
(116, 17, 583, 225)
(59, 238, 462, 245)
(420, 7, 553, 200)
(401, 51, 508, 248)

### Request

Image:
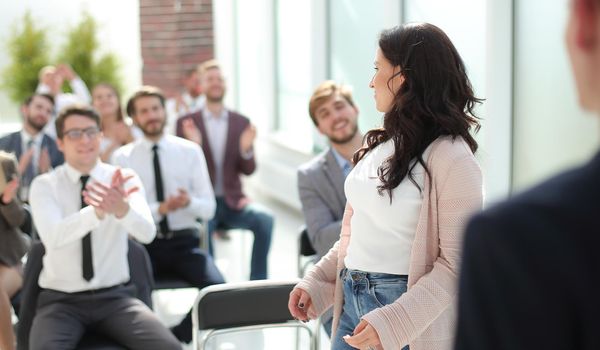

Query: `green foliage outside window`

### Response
(1, 11, 122, 104)
(1, 12, 50, 104)
(57, 12, 122, 95)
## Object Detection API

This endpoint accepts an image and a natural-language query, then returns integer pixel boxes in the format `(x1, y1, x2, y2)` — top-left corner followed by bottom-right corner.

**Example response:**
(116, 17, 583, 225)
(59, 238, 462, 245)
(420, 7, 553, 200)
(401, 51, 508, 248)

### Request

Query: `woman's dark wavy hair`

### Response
(353, 23, 482, 202)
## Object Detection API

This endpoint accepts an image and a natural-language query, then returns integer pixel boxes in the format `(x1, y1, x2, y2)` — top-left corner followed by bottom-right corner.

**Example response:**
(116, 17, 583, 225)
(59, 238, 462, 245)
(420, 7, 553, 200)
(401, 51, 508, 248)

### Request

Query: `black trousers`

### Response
(146, 230, 225, 341)
(29, 284, 181, 350)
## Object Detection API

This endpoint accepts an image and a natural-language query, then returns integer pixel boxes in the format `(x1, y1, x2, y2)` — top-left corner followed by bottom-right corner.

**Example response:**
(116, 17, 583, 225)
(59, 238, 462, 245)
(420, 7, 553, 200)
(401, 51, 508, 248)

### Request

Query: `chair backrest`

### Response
(194, 279, 298, 330)
(16, 240, 154, 350)
(192, 279, 315, 349)
(299, 227, 316, 257)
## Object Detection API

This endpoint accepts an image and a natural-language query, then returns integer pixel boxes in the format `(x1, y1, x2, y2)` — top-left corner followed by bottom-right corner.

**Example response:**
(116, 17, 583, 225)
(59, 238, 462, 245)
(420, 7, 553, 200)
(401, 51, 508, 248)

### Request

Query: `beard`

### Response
(329, 123, 359, 145)
(140, 119, 166, 137)
(26, 115, 47, 132)
(204, 87, 225, 104)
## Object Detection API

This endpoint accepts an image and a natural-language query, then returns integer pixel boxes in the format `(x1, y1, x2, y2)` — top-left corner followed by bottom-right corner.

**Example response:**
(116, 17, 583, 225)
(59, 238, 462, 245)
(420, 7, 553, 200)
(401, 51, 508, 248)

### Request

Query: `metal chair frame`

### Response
(192, 279, 318, 350)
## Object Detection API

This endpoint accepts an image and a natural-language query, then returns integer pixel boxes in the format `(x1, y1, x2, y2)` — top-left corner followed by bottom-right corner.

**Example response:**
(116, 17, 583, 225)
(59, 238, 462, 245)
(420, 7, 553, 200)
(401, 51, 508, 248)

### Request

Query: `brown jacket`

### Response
(176, 110, 256, 210)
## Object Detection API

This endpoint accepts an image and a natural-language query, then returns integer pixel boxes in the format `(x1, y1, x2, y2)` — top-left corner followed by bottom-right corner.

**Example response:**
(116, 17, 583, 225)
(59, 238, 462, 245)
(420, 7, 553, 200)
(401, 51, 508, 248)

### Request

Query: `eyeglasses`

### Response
(63, 127, 100, 140)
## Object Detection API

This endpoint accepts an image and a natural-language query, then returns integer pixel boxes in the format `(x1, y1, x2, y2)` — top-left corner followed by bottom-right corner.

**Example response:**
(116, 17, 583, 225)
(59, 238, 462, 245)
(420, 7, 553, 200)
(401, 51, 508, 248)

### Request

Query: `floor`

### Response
(152, 187, 331, 350)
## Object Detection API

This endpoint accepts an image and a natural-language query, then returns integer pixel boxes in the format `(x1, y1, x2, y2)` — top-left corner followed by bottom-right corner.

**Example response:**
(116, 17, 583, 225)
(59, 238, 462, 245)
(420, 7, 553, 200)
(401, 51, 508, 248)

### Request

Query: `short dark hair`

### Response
(23, 93, 55, 107)
(126, 86, 166, 117)
(55, 105, 101, 140)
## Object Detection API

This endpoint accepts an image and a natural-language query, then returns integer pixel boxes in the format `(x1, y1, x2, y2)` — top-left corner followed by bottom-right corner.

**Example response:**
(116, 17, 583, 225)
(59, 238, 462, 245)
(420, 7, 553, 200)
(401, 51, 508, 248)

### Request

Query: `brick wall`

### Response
(139, 0, 214, 98)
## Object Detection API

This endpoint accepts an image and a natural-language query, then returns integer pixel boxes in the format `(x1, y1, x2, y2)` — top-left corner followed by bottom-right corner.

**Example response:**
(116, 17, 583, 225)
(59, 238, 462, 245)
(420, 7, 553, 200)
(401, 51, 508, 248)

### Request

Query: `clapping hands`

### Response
(83, 168, 139, 219)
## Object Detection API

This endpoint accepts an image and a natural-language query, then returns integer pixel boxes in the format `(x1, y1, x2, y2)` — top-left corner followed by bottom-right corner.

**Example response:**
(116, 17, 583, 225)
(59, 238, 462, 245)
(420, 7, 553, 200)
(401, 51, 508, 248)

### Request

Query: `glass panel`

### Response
(275, 0, 314, 152)
(329, 0, 401, 132)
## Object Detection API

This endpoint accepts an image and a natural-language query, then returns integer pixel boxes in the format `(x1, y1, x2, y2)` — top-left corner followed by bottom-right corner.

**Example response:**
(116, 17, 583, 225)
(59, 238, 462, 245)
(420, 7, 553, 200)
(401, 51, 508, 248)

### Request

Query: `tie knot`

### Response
(27, 140, 34, 148)
(152, 144, 159, 152)
(80, 175, 90, 188)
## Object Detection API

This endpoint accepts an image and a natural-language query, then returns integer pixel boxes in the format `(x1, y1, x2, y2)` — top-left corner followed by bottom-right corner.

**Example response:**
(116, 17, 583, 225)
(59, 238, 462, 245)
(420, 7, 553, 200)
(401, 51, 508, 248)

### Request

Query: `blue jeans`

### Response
(332, 268, 409, 350)
(208, 197, 273, 280)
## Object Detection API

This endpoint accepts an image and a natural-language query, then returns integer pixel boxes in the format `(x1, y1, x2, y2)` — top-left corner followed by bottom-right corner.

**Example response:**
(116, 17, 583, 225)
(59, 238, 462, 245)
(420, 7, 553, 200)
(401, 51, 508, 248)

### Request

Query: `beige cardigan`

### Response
(296, 136, 483, 350)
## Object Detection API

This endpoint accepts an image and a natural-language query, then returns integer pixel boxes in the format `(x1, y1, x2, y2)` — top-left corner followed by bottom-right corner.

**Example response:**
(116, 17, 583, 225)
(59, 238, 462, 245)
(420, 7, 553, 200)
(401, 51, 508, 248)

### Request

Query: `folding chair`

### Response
(192, 279, 317, 350)
(297, 227, 317, 277)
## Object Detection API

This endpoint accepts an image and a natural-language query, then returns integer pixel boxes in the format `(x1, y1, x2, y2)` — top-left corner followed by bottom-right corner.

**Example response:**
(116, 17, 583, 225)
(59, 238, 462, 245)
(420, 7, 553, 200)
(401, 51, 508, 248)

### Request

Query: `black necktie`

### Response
(80, 175, 94, 281)
(152, 145, 170, 234)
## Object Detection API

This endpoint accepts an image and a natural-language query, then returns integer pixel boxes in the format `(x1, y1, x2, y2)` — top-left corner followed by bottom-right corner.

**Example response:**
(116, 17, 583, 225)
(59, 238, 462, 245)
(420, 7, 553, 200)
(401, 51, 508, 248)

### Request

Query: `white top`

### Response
(29, 161, 155, 292)
(344, 139, 428, 275)
(112, 134, 216, 228)
(37, 77, 92, 139)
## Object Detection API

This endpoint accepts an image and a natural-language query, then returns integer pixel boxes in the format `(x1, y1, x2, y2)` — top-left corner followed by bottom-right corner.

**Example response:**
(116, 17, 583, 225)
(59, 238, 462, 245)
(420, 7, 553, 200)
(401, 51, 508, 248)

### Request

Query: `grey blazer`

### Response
(297, 148, 347, 258)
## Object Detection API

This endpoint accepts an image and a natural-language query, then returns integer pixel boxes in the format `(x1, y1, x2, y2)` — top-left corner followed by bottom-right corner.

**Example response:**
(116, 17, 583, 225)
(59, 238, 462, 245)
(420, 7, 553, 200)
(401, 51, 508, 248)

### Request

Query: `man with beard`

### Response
(0, 93, 64, 201)
(296, 81, 363, 337)
(113, 86, 224, 344)
(176, 59, 274, 281)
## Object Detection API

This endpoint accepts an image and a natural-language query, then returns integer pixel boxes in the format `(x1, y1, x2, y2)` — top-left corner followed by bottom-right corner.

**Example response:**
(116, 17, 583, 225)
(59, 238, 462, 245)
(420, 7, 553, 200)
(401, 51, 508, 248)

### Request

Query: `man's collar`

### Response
(202, 106, 228, 121)
(20, 129, 44, 145)
(140, 134, 167, 150)
(64, 161, 103, 184)
(330, 147, 351, 170)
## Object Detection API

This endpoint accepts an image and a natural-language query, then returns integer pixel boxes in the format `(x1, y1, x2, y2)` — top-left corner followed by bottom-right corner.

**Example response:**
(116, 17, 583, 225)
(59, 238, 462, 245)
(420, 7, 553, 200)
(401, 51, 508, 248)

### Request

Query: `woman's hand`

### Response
(182, 119, 202, 145)
(288, 287, 317, 321)
(1, 178, 19, 204)
(343, 319, 383, 350)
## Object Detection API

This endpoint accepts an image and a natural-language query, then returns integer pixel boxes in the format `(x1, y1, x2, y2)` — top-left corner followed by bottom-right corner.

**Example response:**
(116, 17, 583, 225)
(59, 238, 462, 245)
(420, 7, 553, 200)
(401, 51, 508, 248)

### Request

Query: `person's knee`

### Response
(0, 266, 22, 298)
(254, 211, 274, 234)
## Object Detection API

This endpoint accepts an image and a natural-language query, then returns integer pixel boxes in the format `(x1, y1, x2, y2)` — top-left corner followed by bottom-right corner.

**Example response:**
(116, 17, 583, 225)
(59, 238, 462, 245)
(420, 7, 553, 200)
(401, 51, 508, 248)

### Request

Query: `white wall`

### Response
(0, 0, 141, 125)
(513, 0, 600, 190)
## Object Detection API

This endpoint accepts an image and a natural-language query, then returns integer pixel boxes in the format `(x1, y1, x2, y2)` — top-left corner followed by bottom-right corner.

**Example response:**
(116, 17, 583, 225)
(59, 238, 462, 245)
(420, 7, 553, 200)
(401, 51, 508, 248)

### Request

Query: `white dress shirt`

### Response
(112, 134, 216, 229)
(29, 161, 155, 292)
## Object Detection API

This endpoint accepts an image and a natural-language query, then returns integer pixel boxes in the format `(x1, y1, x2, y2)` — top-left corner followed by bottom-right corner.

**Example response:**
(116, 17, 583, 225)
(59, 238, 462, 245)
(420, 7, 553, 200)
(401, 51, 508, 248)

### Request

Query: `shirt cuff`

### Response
(113, 205, 135, 225)
(80, 205, 101, 227)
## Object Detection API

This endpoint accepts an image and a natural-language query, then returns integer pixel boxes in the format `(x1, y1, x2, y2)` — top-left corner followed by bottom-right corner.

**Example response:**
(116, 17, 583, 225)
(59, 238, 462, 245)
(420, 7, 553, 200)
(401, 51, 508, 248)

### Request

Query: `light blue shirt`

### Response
(330, 147, 352, 179)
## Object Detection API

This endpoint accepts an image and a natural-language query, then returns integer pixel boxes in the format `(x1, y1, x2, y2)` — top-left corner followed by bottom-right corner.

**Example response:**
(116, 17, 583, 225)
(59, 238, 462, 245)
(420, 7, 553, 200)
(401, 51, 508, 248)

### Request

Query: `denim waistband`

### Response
(340, 268, 408, 281)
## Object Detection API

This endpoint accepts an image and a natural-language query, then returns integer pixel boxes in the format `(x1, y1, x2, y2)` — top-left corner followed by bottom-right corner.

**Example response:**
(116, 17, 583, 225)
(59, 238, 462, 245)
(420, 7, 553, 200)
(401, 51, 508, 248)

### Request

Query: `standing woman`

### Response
(0, 152, 29, 350)
(289, 23, 483, 350)
(92, 83, 140, 162)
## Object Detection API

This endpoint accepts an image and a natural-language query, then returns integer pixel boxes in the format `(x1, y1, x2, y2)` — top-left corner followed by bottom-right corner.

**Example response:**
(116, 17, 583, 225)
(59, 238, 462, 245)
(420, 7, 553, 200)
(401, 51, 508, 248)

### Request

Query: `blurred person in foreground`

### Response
(455, 0, 600, 349)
